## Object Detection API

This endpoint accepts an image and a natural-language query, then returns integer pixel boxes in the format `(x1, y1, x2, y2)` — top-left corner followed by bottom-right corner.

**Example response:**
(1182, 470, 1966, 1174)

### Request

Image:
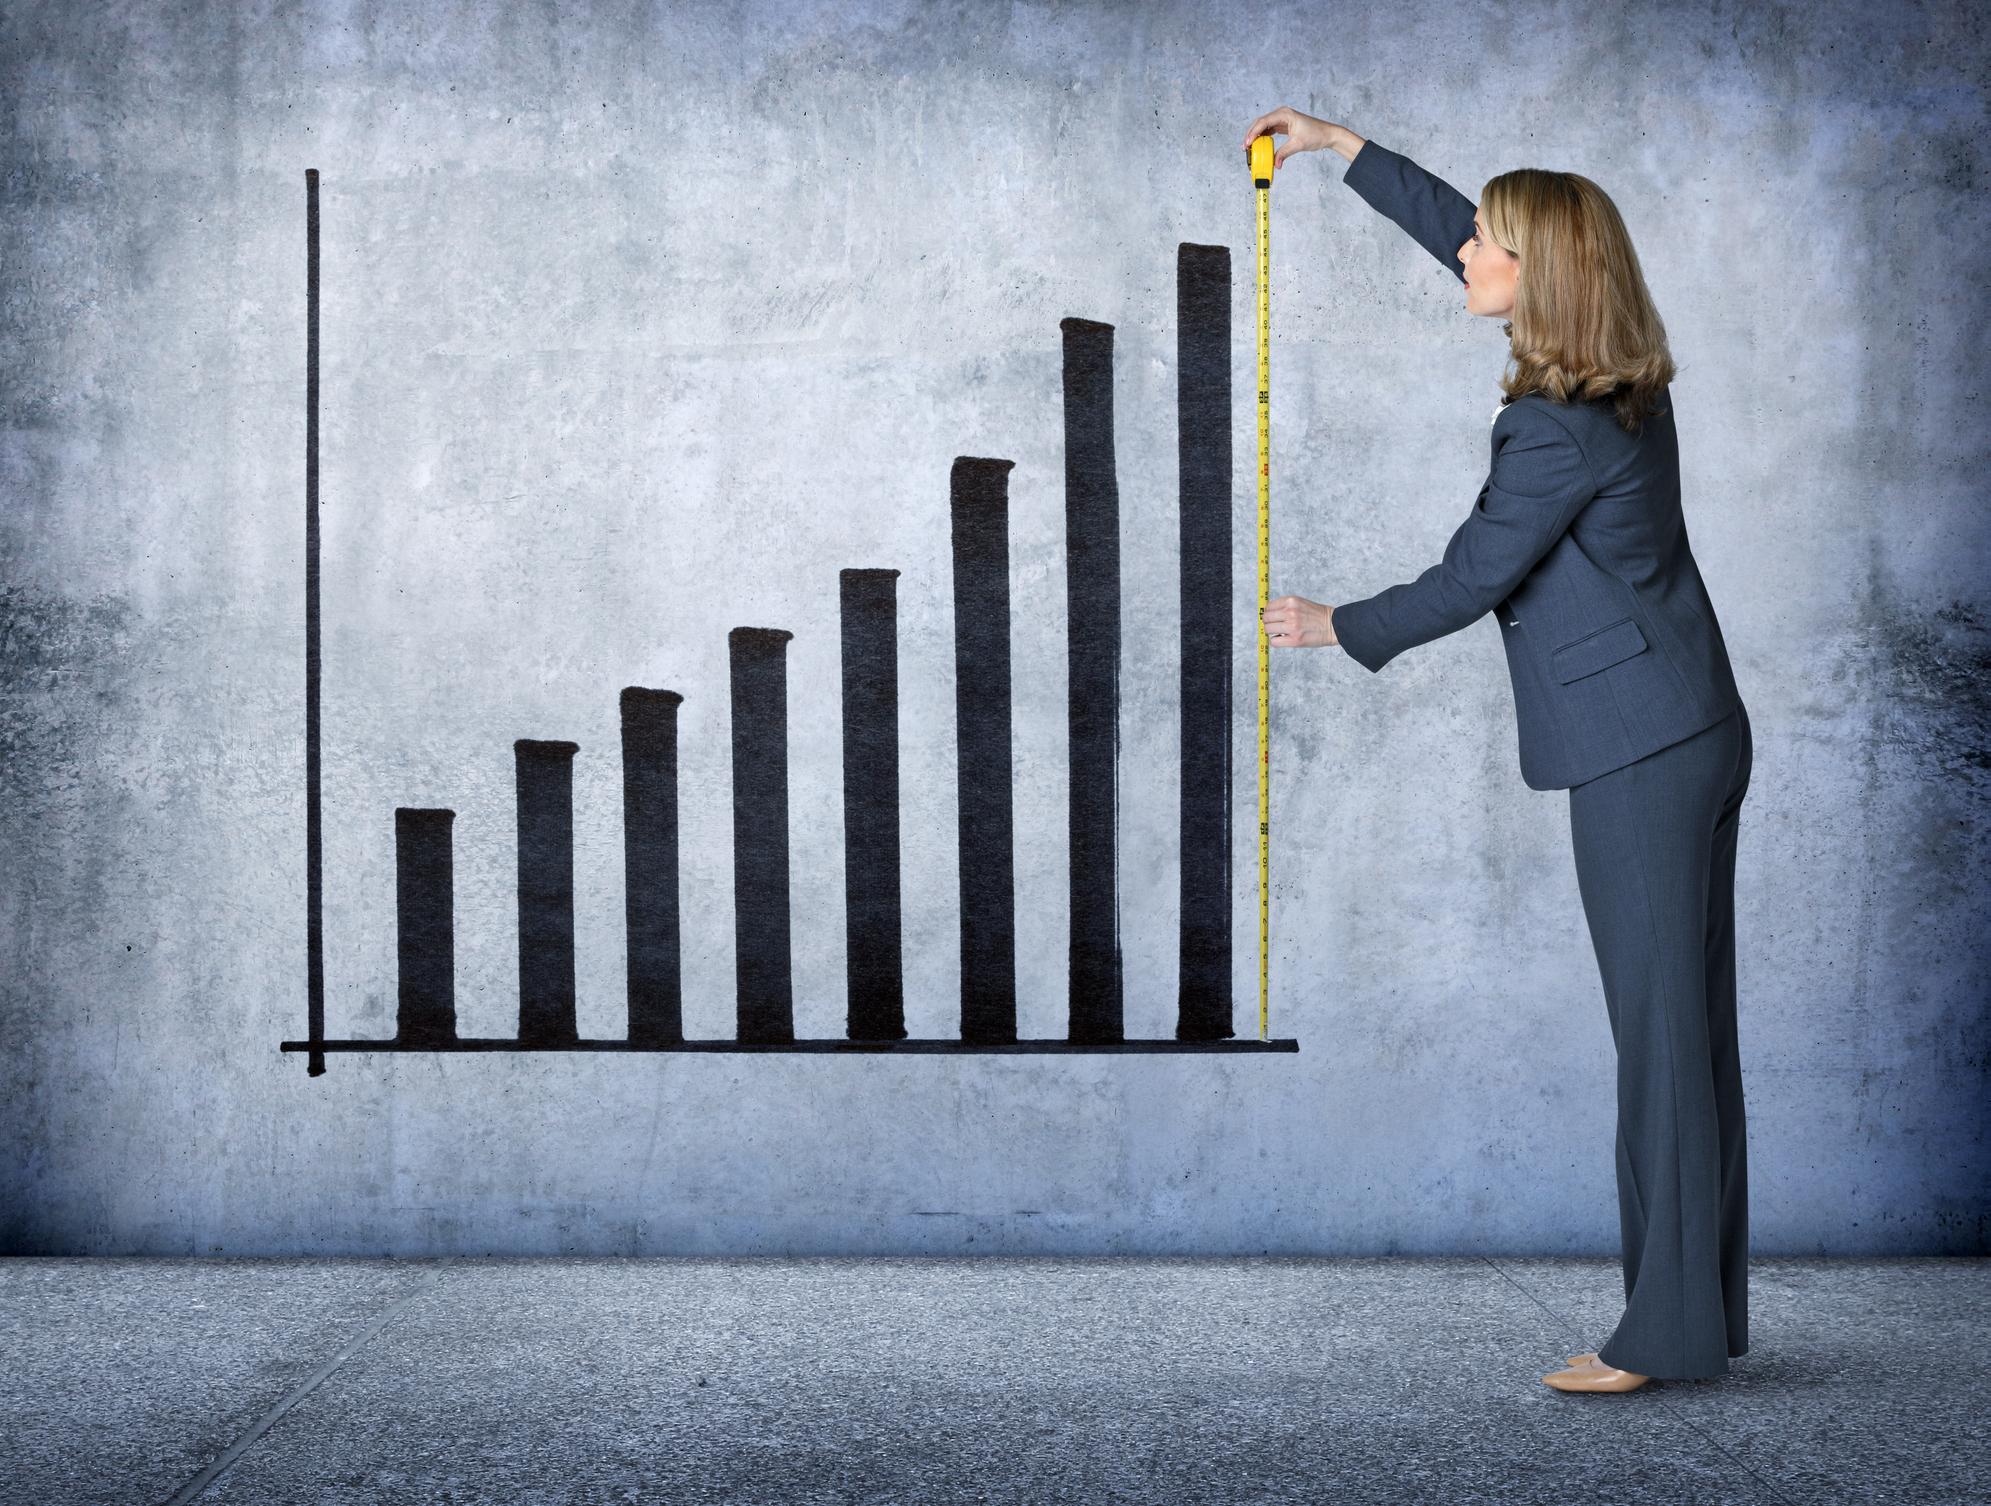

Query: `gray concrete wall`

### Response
(2, 0, 1984, 1257)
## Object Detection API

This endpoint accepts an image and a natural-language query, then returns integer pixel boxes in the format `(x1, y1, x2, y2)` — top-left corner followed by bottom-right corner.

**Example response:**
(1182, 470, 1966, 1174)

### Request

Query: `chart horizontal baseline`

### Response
(282, 1038, 1299, 1055)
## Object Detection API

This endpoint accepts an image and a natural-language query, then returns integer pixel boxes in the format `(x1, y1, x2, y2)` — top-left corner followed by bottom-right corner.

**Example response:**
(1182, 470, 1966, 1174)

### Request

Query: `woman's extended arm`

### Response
(1246, 106, 1477, 282)
(1263, 406, 1600, 663)
(1333, 406, 1597, 671)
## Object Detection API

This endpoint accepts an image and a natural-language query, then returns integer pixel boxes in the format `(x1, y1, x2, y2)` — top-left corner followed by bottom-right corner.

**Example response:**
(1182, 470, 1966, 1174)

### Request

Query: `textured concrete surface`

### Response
(2, 0, 1986, 1256)
(2, 1256, 1985, 1505)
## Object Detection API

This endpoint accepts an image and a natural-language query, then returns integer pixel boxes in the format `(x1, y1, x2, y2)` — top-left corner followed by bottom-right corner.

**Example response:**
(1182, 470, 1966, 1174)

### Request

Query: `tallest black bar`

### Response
(1177, 244, 1235, 1040)
(951, 457, 1018, 1044)
(1061, 318, 1123, 1042)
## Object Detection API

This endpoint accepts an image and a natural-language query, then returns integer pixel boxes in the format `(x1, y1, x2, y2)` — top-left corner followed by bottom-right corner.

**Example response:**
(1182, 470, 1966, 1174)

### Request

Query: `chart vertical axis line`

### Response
(304, 168, 324, 1077)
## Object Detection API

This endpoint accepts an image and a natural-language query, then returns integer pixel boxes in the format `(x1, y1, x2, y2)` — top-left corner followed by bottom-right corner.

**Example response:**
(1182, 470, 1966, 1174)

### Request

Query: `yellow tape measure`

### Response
(1250, 135, 1275, 1042)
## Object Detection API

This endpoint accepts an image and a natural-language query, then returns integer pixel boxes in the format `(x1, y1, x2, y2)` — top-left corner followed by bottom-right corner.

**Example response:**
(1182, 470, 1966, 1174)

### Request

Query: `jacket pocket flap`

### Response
(1552, 618, 1648, 684)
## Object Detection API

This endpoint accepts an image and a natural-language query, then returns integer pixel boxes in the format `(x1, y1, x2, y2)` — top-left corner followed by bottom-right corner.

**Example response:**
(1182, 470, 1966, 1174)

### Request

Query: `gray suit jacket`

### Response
(1332, 143, 1742, 790)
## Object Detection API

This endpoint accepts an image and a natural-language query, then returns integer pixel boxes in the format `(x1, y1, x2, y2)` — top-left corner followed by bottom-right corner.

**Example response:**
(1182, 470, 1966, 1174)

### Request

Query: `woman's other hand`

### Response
(1242, 108, 1366, 168)
(1263, 595, 1337, 647)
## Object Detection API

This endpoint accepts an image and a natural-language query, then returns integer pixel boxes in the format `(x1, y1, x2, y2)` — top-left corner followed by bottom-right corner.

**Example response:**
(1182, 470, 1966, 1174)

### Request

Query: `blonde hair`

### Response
(1481, 169, 1675, 433)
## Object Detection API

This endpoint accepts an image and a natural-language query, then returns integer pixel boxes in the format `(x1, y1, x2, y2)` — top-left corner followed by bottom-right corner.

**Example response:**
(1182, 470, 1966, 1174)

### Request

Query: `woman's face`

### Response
(1458, 210, 1518, 319)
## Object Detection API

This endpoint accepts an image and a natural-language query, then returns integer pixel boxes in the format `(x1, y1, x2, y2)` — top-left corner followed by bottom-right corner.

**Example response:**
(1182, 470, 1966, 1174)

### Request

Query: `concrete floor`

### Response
(0, 1258, 1983, 1505)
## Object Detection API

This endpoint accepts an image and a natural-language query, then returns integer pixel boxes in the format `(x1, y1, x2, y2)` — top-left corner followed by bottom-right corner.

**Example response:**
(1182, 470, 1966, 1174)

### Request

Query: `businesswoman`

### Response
(1245, 107, 1750, 1393)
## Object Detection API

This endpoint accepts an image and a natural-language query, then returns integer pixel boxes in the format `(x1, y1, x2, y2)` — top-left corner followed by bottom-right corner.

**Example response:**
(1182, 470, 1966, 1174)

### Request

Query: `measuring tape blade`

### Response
(1250, 136, 1274, 1042)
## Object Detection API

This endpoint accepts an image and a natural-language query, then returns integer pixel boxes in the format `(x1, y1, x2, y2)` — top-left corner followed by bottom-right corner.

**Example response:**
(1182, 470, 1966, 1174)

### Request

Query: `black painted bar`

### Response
(1177, 244, 1236, 1041)
(516, 739, 581, 1046)
(394, 808, 456, 1046)
(730, 627, 796, 1044)
(304, 169, 324, 1076)
(950, 457, 1018, 1044)
(621, 687, 684, 1045)
(840, 569, 907, 1041)
(1061, 317, 1124, 1042)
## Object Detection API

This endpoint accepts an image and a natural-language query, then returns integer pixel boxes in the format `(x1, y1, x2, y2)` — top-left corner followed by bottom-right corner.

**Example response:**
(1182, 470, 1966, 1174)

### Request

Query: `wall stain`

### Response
(0, 584, 134, 805)
(1868, 599, 1991, 785)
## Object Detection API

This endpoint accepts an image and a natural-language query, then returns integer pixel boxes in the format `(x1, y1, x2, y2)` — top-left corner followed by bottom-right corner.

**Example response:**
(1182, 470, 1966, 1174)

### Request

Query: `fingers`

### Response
(1274, 125, 1321, 169)
(1242, 106, 1291, 155)
(1243, 108, 1282, 142)
(1245, 107, 1342, 168)
(1262, 594, 1332, 648)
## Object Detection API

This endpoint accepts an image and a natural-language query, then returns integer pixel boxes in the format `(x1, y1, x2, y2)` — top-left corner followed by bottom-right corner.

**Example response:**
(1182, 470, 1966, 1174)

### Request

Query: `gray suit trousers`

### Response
(1574, 706, 1752, 1380)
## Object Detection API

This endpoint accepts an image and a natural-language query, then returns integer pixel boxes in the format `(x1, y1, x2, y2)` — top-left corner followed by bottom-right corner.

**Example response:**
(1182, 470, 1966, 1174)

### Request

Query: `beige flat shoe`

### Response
(1543, 1358, 1649, 1393)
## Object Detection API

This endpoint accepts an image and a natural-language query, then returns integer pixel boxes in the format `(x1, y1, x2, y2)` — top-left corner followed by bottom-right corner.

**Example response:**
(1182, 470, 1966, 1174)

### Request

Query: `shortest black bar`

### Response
(286, 1038, 1300, 1054)
(395, 808, 456, 1046)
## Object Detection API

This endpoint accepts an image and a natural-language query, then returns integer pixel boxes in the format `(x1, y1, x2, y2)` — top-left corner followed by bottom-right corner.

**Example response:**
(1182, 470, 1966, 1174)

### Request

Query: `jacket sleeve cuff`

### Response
(1333, 600, 1393, 674)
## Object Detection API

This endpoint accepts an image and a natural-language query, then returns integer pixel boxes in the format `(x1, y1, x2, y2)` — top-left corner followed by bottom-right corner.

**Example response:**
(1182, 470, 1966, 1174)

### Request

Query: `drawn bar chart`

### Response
(283, 174, 1297, 1064)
